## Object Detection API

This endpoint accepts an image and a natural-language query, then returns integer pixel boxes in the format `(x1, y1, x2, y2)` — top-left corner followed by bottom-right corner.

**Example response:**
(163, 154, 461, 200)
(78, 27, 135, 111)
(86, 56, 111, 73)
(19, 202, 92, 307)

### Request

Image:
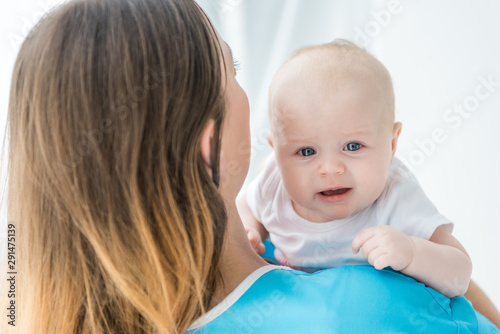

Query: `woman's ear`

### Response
(391, 122, 403, 156)
(200, 119, 216, 175)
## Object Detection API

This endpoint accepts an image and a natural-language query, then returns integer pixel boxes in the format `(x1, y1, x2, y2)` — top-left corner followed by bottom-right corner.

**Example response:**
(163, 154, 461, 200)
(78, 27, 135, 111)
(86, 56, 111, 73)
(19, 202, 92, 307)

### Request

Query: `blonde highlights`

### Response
(3, 0, 227, 332)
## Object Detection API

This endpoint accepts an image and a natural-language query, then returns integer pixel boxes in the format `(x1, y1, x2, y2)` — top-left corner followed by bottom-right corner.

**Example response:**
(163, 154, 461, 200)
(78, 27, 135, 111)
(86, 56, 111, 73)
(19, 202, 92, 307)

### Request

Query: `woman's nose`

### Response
(318, 159, 345, 176)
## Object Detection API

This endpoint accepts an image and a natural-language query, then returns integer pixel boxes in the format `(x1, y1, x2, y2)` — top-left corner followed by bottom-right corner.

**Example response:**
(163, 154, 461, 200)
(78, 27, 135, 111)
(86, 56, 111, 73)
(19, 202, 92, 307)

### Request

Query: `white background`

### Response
(1, 0, 499, 309)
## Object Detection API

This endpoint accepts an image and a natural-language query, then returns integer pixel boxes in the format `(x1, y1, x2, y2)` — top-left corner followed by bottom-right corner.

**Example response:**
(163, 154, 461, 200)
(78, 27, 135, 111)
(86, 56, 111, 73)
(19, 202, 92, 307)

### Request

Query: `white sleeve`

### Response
(376, 158, 453, 240)
(245, 153, 280, 224)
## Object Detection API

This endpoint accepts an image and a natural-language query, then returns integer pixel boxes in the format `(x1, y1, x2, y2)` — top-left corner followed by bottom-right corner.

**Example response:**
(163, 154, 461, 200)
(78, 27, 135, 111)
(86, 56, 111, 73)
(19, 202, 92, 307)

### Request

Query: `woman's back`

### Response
(189, 265, 499, 333)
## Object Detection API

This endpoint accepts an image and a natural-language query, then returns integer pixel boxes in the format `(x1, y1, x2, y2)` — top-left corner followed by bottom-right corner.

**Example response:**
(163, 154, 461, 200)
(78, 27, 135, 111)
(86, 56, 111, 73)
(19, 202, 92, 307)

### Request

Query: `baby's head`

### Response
(268, 40, 402, 222)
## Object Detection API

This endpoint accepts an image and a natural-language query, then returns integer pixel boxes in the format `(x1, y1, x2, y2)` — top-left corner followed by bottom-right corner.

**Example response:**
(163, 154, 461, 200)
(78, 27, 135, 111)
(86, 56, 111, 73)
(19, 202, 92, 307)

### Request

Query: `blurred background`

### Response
(1, 0, 499, 308)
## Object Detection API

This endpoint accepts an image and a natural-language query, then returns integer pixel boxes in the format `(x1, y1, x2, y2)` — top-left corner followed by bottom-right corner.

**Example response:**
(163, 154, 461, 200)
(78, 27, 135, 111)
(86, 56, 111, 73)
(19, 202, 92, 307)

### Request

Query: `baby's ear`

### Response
(391, 122, 403, 156)
(200, 119, 215, 175)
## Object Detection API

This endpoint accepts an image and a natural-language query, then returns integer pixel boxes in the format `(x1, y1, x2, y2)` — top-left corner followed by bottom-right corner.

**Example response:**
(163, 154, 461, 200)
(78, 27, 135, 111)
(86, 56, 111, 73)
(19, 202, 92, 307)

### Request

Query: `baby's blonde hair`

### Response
(268, 39, 395, 133)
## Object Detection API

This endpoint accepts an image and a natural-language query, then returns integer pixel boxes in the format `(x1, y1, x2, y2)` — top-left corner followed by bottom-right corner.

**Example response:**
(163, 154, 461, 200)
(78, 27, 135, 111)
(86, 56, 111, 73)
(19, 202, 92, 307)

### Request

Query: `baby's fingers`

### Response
(246, 228, 265, 255)
(352, 227, 378, 253)
(372, 254, 391, 270)
(256, 242, 266, 255)
(366, 247, 387, 267)
(246, 228, 260, 243)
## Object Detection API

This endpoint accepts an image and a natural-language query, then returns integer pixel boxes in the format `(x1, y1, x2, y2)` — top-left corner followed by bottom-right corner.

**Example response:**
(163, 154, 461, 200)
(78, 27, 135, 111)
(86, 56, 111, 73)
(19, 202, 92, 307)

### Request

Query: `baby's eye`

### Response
(344, 142, 362, 151)
(298, 148, 316, 157)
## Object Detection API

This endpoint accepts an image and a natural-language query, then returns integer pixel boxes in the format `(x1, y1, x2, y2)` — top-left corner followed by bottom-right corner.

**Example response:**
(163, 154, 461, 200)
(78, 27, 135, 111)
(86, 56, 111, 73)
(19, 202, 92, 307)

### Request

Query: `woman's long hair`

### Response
(3, 0, 227, 332)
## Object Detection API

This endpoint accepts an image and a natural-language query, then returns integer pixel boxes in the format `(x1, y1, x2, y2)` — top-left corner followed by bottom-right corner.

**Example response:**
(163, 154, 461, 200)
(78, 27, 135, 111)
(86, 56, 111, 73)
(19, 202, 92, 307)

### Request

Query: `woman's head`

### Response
(6, 0, 247, 332)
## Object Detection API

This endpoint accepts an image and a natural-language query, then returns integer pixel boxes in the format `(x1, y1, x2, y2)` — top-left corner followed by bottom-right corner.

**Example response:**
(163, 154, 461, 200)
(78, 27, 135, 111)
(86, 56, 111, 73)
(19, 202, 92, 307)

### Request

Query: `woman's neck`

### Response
(209, 198, 268, 308)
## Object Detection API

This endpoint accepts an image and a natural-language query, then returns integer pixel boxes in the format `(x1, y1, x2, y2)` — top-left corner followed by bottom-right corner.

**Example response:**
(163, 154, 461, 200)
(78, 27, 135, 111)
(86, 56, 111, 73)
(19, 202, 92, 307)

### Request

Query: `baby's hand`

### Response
(351, 226, 414, 271)
(245, 227, 266, 255)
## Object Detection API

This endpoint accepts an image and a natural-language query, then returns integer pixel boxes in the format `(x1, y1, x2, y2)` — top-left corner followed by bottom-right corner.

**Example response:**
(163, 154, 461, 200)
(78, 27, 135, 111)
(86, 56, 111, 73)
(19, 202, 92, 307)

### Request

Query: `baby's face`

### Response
(271, 76, 400, 223)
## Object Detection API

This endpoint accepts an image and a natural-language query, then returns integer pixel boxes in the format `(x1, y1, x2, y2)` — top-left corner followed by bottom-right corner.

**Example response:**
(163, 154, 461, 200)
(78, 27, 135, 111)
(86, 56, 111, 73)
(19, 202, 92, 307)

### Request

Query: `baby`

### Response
(237, 40, 472, 298)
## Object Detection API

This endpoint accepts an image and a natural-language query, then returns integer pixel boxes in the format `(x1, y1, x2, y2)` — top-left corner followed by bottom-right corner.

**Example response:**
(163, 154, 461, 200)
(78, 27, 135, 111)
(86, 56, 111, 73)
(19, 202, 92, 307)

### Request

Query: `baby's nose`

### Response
(318, 159, 345, 176)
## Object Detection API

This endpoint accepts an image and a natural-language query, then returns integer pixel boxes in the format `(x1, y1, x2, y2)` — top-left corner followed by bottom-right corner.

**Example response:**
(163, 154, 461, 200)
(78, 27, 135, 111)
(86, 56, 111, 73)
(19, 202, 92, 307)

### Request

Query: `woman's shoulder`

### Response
(188, 265, 496, 333)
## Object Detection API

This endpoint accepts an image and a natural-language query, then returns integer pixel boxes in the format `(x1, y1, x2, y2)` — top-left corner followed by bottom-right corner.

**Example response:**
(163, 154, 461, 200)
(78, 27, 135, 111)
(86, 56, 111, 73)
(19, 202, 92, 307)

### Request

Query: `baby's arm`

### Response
(352, 225, 472, 298)
(236, 190, 269, 255)
(403, 225, 472, 297)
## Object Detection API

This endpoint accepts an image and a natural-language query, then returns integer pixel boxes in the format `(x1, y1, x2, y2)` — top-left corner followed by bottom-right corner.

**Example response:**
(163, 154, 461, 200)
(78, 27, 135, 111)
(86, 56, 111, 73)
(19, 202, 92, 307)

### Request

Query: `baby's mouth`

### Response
(319, 188, 351, 196)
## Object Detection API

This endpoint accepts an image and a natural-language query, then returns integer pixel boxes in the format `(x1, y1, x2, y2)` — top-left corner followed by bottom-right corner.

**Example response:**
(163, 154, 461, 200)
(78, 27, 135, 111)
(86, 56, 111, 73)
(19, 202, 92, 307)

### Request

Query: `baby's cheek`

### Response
(355, 168, 386, 199)
(283, 172, 309, 202)
(283, 176, 303, 199)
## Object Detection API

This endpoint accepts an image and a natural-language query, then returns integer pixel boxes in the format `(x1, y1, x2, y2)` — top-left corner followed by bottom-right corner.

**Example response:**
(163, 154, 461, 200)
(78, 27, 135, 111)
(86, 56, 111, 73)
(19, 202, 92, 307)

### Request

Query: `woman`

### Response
(3, 0, 499, 332)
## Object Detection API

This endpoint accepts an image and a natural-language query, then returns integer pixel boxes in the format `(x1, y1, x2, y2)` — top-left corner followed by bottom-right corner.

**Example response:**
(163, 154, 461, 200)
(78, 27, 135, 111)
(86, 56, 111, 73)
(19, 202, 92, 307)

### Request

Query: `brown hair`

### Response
(3, 0, 227, 332)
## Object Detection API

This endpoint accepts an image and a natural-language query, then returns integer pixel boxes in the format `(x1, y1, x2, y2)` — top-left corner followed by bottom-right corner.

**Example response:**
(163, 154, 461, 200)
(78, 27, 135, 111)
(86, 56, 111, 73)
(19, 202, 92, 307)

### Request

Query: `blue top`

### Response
(187, 265, 499, 333)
